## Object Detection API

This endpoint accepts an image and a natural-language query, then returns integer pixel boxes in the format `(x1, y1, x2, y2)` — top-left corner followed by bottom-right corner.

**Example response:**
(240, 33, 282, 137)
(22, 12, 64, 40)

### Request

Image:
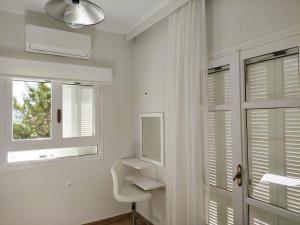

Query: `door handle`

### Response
(233, 164, 242, 186)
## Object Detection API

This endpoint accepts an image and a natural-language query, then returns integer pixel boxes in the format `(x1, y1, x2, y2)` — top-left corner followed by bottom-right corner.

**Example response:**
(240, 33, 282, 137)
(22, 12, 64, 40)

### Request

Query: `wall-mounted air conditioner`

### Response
(25, 24, 92, 59)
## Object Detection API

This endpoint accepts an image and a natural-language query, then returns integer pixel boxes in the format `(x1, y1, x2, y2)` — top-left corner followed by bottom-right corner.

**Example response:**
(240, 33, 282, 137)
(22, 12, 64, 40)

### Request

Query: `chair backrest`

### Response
(111, 160, 133, 199)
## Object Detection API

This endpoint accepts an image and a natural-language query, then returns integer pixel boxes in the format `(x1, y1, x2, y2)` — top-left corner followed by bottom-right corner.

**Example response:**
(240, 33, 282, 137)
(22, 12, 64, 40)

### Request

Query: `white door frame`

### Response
(208, 23, 300, 225)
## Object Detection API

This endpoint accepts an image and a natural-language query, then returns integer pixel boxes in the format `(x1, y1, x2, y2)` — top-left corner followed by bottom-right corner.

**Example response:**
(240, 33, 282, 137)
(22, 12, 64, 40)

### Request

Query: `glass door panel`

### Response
(208, 65, 234, 224)
(247, 108, 300, 213)
(244, 47, 300, 224)
(249, 206, 300, 225)
(209, 187, 233, 225)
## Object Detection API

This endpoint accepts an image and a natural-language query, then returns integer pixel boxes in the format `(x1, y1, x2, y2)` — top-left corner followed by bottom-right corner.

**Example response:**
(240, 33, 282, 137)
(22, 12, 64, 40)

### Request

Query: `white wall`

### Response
(207, 0, 300, 54)
(132, 18, 168, 225)
(0, 11, 134, 225)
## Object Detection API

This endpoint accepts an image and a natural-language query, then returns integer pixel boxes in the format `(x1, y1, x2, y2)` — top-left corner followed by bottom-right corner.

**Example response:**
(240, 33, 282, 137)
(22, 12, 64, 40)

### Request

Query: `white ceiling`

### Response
(0, 0, 171, 34)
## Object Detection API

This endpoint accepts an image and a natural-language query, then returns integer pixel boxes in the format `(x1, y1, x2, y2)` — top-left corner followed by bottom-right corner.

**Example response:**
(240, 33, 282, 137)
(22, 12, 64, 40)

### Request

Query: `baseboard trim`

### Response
(137, 213, 154, 225)
(83, 212, 154, 225)
(83, 213, 131, 225)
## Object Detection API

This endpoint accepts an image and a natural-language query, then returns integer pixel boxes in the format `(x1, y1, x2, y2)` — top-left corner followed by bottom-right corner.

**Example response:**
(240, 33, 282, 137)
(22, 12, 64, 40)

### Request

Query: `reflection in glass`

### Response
(246, 54, 300, 102)
(248, 108, 300, 213)
(208, 111, 232, 191)
(141, 117, 161, 163)
(261, 174, 300, 187)
(208, 68, 231, 106)
(209, 189, 234, 225)
(249, 206, 299, 225)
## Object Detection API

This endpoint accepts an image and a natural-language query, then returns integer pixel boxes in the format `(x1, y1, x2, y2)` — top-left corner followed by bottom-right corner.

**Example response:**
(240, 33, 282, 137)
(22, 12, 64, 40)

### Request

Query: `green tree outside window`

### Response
(13, 81, 51, 140)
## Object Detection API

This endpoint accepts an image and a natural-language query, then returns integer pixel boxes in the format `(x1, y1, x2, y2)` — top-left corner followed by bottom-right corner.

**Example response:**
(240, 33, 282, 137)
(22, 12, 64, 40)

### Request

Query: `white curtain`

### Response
(166, 0, 208, 225)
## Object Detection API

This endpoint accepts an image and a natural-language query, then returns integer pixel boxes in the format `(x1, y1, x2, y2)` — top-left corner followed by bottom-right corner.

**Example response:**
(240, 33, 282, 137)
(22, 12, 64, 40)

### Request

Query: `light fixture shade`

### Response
(45, 0, 105, 28)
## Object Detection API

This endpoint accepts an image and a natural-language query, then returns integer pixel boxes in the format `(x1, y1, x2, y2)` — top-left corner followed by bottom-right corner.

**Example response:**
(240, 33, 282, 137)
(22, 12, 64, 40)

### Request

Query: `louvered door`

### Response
(207, 66, 234, 225)
(244, 47, 300, 225)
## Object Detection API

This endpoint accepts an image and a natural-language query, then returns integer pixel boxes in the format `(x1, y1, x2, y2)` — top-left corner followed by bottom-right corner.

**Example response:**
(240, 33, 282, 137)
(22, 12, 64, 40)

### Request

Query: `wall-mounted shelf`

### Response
(122, 158, 153, 170)
(126, 175, 165, 191)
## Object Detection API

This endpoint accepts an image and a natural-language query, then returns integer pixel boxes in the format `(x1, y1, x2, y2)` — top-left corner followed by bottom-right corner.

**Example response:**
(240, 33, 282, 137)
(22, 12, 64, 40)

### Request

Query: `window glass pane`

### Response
(247, 108, 300, 213)
(7, 146, 98, 163)
(246, 53, 300, 102)
(282, 55, 300, 99)
(209, 190, 233, 225)
(249, 206, 300, 225)
(246, 61, 270, 101)
(13, 80, 51, 140)
(208, 69, 231, 106)
(208, 111, 232, 191)
(63, 84, 95, 138)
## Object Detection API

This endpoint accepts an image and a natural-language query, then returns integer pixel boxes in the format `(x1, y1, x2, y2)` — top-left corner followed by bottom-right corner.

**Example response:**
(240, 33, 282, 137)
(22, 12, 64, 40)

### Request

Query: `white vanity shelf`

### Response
(122, 158, 153, 170)
(126, 175, 165, 191)
(122, 158, 165, 191)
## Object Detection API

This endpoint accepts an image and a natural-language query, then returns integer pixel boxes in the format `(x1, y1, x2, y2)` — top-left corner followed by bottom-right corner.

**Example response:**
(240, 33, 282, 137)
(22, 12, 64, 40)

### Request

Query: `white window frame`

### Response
(240, 35, 300, 223)
(0, 76, 103, 168)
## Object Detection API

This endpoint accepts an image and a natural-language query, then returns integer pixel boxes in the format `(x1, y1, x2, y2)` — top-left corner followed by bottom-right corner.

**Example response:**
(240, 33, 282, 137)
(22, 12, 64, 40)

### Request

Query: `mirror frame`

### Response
(139, 112, 165, 167)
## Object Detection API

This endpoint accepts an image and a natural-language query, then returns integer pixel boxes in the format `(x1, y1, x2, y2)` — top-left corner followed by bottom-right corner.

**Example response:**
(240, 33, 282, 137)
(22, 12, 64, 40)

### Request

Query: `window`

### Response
(246, 47, 300, 215)
(0, 77, 102, 164)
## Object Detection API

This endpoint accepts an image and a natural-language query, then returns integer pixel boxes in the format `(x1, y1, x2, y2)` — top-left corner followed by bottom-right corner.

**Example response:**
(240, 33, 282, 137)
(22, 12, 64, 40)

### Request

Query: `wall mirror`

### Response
(140, 113, 164, 167)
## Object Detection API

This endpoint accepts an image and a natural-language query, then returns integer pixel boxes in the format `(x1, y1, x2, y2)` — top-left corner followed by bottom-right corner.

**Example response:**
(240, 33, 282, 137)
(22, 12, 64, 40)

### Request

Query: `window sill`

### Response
(1, 150, 103, 171)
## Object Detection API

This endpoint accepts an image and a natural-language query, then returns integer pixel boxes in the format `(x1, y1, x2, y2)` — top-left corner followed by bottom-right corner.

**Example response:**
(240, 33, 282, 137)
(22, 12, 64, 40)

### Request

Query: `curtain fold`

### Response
(165, 0, 208, 224)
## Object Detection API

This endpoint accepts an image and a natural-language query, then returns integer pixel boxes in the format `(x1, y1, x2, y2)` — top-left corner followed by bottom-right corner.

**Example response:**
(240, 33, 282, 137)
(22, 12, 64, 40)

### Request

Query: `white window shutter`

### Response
(79, 86, 94, 137)
(209, 200, 218, 225)
(208, 75, 215, 106)
(226, 111, 233, 191)
(227, 207, 234, 225)
(208, 112, 217, 186)
(63, 85, 76, 138)
(63, 84, 95, 138)
(224, 70, 231, 104)
(283, 56, 300, 98)
(248, 110, 270, 203)
(247, 62, 269, 101)
(285, 108, 300, 213)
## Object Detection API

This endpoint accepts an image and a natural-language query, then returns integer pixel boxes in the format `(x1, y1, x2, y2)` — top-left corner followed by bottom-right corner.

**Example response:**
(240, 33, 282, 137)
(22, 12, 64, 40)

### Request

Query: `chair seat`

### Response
(116, 184, 152, 203)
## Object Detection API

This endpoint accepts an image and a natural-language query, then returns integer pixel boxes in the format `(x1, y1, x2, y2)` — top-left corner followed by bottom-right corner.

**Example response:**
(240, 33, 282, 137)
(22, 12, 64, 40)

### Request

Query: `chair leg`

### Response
(132, 202, 136, 225)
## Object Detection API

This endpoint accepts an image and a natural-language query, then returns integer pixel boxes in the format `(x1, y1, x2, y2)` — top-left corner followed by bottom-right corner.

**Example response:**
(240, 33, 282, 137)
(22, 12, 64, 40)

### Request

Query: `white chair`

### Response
(111, 160, 152, 225)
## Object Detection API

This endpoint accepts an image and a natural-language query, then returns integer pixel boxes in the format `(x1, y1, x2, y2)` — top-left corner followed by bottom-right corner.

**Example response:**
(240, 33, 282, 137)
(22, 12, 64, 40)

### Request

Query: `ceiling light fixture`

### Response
(45, 0, 105, 29)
